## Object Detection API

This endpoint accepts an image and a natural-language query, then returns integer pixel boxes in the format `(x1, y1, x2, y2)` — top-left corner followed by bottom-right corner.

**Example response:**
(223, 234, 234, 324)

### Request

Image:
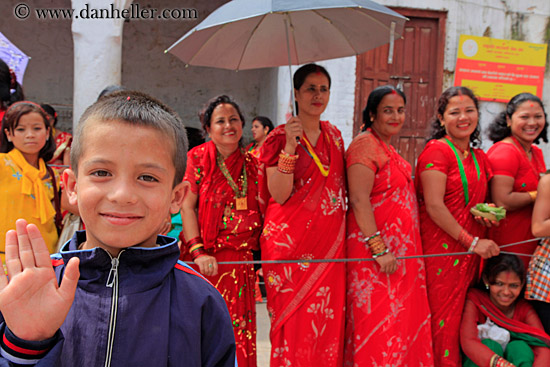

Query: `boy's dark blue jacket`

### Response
(0, 232, 236, 366)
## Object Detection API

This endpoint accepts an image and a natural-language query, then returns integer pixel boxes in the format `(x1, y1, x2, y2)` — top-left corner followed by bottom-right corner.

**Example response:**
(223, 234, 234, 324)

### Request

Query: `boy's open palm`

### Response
(0, 219, 80, 341)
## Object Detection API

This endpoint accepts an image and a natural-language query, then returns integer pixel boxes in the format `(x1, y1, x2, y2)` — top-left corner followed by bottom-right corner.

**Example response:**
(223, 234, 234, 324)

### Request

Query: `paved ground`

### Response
(256, 301, 271, 367)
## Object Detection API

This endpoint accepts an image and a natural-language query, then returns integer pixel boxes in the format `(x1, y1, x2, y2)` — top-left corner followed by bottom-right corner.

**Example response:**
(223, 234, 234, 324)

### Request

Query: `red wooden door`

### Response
(354, 9, 446, 173)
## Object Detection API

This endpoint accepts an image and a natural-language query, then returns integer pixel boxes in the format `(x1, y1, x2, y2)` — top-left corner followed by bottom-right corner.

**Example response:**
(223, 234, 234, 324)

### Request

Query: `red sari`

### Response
(260, 121, 347, 367)
(246, 141, 261, 159)
(48, 131, 72, 165)
(345, 131, 434, 366)
(415, 140, 492, 367)
(181, 141, 262, 367)
(461, 288, 550, 367)
(487, 141, 546, 269)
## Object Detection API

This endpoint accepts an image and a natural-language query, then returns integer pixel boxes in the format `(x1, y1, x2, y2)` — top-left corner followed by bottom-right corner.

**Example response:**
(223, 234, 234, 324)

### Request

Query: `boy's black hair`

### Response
(71, 91, 188, 186)
(40, 104, 58, 128)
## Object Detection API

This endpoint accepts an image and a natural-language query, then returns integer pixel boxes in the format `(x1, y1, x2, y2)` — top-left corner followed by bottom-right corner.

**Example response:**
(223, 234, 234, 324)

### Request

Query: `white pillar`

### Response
(71, 0, 132, 129)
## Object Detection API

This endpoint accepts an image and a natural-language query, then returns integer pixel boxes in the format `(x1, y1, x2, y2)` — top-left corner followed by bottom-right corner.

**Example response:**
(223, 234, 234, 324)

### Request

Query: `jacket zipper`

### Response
(104, 250, 123, 367)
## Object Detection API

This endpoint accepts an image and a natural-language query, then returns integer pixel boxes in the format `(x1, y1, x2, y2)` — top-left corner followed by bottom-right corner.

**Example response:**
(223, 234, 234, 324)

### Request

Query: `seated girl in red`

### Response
(460, 254, 550, 367)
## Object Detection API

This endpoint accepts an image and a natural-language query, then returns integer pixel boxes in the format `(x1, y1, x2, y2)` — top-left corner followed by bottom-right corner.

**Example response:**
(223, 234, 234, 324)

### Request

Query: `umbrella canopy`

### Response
(166, 0, 406, 71)
(0, 31, 30, 85)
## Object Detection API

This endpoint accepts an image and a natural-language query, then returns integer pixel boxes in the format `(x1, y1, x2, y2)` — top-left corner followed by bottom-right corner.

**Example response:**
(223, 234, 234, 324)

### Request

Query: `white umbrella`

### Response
(166, 0, 406, 112)
(167, 0, 405, 70)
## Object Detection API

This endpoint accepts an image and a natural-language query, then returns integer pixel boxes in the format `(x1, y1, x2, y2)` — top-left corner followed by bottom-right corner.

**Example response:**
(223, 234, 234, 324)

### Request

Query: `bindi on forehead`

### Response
(498, 271, 520, 284)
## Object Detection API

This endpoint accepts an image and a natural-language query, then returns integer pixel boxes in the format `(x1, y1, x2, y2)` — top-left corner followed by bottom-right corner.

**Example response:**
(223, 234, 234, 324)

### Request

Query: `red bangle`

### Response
(186, 236, 203, 249)
(458, 228, 474, 250)
(190, 246, 207, 261)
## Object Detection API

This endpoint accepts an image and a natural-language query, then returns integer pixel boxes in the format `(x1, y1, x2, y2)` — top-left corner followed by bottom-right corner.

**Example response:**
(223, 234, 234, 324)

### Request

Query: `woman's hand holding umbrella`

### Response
(284, 116, 303, 153)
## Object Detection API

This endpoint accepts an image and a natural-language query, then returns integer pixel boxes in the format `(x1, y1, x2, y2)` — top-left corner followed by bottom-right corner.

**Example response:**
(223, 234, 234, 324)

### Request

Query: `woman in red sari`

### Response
(180, 95, 262, 367)
(487, 93, 548, 270)
(246, 116, 274, 159)
(461, 254, 550, 367)
(345, 85, 433, 366)
(260, 63, 346, 366)
(415, 86, 501, 366)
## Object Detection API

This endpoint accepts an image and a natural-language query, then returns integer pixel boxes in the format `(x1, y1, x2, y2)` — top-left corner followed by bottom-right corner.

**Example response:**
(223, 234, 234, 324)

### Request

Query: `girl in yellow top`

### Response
(0, 101, 58, 260)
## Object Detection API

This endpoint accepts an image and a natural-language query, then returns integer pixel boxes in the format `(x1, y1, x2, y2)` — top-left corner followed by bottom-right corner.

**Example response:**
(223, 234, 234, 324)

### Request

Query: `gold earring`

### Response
(485, 283, 489, 290)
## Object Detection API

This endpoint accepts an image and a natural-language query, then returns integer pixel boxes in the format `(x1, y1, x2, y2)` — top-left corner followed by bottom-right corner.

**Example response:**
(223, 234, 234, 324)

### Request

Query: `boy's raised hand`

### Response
(0, 219, 80, 341)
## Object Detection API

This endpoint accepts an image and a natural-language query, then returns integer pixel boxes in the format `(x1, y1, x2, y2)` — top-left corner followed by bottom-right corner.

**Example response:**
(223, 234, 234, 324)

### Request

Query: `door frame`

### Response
(353, 8, 447, 136)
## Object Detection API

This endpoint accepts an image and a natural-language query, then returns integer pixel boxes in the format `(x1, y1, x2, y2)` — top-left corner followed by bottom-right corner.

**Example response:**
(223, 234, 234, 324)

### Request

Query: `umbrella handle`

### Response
(284, 16, 296, 118)
(284, 16, 299, 143)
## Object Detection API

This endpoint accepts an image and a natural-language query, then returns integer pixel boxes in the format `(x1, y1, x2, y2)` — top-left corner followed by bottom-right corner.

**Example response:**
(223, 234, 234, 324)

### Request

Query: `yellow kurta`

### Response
(0, 150, 58, 262)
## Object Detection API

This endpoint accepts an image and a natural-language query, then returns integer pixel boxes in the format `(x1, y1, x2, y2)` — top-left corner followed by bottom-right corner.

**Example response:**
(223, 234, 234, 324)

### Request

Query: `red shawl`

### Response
(415, 140, 493, 367)
(461, 288, 550, 367)
(49, 131, 72, 165)
(260, 121, 347, 366)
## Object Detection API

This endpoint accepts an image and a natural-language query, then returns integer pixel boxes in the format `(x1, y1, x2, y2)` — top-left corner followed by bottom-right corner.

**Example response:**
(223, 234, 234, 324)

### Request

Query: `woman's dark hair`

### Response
(293, 63, 331, 114)
(40, 104, 58, 128)
(480, 254, 526, 290)
(0, 101, 56, 162)
(487, 93, 548, 144)
(294, 63, 331, 90)
(362, 85, 407, 132)
(428, 86, 482, 147)
(0, 59, 24, 108)
(200, 95, 245, 140)
(252, 116, 274, 134)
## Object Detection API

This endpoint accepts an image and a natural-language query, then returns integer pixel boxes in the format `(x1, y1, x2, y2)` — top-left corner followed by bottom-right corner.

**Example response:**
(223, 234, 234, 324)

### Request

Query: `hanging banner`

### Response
(454, 35, 547, 102)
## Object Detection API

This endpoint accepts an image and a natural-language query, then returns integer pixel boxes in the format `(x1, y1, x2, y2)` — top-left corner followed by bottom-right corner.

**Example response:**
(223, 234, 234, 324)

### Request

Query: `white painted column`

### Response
(71, 0, 132, 129)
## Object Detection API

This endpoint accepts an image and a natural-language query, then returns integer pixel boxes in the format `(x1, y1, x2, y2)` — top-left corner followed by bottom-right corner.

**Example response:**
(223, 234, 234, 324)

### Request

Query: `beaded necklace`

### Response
(216, 150, 248, 210)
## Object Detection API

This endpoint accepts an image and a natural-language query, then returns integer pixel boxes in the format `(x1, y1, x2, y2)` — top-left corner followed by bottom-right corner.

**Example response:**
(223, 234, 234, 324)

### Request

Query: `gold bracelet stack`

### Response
(528, 190, 537, 202)
(187, 236, 207, 260)
(364, 231, 388, 258)
(492, 355, 514, 367)
(278, 150, 298, 174)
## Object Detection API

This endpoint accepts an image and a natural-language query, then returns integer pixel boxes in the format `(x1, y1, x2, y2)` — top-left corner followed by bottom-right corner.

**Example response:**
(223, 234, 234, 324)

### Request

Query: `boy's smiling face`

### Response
(65, 119, 185, 255)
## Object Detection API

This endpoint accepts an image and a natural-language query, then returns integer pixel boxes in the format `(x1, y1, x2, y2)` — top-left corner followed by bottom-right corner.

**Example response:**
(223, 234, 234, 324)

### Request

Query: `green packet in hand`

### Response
(470, 203, 506, 221)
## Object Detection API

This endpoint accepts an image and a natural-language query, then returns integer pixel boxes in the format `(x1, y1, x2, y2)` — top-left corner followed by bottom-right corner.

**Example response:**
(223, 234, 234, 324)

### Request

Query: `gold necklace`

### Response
(216, 150, 248, 210)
